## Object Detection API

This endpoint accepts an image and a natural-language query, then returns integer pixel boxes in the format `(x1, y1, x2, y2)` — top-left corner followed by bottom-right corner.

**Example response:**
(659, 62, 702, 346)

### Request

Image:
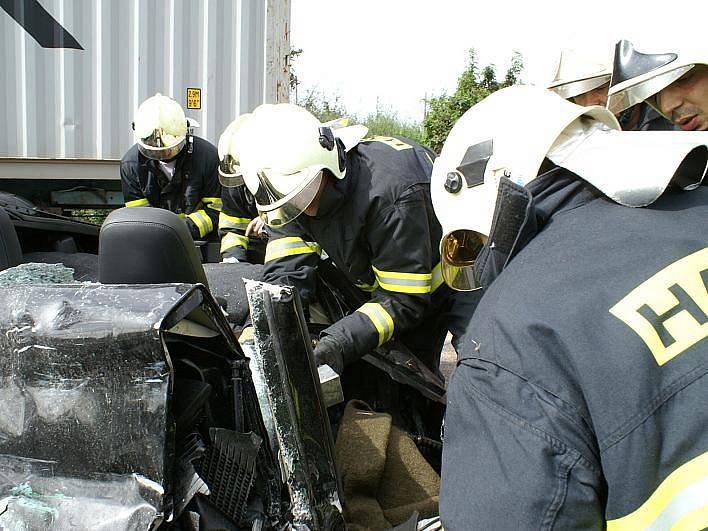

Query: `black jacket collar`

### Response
(474, 167, 601, 289)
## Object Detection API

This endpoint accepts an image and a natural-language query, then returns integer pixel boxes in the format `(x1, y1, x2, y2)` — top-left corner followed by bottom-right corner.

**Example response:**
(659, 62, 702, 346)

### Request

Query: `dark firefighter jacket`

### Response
(262, 136, 452, 370)
(219, 185, 262, 262)
(120, 136, 222, 240)
(441, 168, 708, 530)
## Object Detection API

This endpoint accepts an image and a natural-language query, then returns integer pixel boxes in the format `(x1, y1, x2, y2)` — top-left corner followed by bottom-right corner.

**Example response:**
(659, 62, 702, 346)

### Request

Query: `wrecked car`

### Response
(0, 202, 445, 530)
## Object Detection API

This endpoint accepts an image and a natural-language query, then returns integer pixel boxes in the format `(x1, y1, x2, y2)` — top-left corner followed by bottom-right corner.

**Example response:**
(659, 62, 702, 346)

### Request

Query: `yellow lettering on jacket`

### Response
(609, 247, 708, 366)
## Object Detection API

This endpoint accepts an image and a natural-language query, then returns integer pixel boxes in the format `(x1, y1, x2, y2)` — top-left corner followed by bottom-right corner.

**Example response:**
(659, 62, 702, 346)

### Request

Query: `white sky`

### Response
(290, 0, 705, 122)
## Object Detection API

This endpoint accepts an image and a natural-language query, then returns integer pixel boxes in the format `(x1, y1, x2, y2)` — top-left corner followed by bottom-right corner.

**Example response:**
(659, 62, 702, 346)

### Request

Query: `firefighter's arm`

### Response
(218, 187, 251, 262)
(185, 156, 222, 239)
(120, 161, 150, 207)
(323, 188, 435, 364)
(440, 354, 605, 530)
(262, 224, 320, 304)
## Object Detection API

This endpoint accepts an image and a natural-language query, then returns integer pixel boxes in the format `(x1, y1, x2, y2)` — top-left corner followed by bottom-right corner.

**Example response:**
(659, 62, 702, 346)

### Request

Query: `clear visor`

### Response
(607, 65, 694, 114)
(138, 129, 185, 161)
(440, 230, 486, 291)
(552, 75, 611, 100)
(253, 169, 324, 228)
(218, 155, 244, 187)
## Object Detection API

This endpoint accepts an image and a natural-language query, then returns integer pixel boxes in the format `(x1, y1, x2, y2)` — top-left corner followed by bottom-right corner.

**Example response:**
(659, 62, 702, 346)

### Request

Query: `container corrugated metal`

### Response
(0, 0, 282, 161)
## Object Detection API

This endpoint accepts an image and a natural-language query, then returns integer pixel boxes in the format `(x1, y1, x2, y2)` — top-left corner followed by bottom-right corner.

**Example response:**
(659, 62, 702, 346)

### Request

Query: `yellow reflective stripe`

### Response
(372, 265, 432, 294)
(265, 237, 322, 263)
(431, 263, 444, 292)
(187, 210, 213, 237)
(357, 302, 394, 346)
(125, 198, 150, 207)
(221, 232, 249, 252)
(218, 213, 251, 230)
(202, 197, 223, 211)
(607, 451, 708, 531)
(178, 213, 187, 218)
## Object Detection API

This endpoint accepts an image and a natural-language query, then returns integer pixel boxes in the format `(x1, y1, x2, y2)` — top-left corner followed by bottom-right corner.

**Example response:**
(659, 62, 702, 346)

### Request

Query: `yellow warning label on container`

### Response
(187, 88, 201, 110)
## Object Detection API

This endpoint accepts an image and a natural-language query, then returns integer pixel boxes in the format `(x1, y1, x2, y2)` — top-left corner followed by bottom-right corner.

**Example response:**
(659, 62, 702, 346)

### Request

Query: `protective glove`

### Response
(313, 335, 345, 375)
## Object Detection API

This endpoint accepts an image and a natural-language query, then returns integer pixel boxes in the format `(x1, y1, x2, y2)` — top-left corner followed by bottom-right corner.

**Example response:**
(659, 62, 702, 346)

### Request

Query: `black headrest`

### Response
(0, 207, 22, 271)
(99, 207, 208, 287)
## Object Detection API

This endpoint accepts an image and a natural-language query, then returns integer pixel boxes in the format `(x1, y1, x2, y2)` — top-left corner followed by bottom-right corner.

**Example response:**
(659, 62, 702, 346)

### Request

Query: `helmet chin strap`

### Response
(186, 120, 195, 154)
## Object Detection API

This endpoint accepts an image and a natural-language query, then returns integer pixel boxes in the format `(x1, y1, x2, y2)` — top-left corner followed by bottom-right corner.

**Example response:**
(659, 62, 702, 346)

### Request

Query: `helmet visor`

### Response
(137, 128, 186, 161)
(253, 168, 324, 228)
(607, 65, 693, 114)
(552, 75, 611, 100)
(440, 229, 485, 291)
(218, 155, 245, 187)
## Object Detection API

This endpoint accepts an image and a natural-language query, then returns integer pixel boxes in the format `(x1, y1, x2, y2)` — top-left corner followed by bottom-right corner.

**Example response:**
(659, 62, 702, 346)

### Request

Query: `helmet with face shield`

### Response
(133, 93, 188, 161)
(607, 40, 707, 115)
(547, 48, 612, 101)
(432, 85, 708, 291)
(218, 113, 252, 187)
(237, 103, 368, 228)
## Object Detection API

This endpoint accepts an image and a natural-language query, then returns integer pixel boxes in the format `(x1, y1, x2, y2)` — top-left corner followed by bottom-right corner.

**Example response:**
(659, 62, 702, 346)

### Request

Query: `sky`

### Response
(290, 0, 705, 122)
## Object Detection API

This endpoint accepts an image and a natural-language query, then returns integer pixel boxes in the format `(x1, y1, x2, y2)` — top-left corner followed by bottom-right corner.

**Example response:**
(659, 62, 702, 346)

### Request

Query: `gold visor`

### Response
(440, 230, 486, 291)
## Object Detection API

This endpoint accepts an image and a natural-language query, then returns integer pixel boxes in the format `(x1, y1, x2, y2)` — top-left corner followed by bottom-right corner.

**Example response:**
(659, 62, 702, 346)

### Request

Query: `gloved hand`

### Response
(313, 335, 345, 375)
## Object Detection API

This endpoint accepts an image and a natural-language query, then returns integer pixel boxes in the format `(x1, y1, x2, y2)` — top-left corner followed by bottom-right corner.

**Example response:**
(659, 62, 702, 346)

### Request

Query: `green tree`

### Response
(423, 49, 523, 152)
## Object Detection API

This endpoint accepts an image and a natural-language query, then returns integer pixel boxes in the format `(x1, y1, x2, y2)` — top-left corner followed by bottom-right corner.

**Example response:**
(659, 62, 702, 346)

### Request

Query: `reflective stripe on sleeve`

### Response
(202, 197, 223, 212)
(125, 198, 150, 207)
(431, 263, 444, 292)
(356, 302, 394, 346)
(219, 213, 251, 231)
(221, 232, 249, 253)
(607, 451, 708, 531)
(187, 210, 214, 238)
(264, 237, 322, 263)
(372, 265, 432, 294)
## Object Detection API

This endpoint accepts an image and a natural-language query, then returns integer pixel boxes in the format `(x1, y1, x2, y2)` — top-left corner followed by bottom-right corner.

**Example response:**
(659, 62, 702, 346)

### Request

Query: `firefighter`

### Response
(608, 40, 708, 131)
(548, 48, 676, 130)
(120, 93, 222, 241)
(217, 114, 267, 263)
(236, 103, 452, 375)
(547, 48, 612, 107)
(432, 85, 708, 528)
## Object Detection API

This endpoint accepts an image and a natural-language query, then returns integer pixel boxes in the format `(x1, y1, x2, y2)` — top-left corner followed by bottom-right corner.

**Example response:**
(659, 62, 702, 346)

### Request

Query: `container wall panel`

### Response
(0, 0, 270, 160)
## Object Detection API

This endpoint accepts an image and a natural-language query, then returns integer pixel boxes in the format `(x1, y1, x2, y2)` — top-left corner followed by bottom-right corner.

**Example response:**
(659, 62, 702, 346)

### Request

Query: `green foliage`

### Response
(423, 49, 524, 152)
(293, 48, 524, 154)
(300, 89, 348, 123)
(361, 108, 424, 145)
(300, 89, 424, 144)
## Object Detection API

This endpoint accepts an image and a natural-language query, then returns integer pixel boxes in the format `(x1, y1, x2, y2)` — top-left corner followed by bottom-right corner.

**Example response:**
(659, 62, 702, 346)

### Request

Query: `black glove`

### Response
(313, 335, 345, 375)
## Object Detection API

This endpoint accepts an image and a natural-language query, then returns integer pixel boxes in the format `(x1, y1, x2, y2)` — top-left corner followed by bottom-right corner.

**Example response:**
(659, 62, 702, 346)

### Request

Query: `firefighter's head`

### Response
(132, 93, 189, 161)
(547, 49, 612, 107)
(432, 85, 707, 291)
(237, 103, 367, 228)
(217, 113, 252, 187)
(607, 40, 708, 131)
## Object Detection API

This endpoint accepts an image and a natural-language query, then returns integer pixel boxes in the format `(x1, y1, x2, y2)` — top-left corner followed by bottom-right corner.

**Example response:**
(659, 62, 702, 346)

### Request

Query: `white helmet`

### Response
(238, 103, 368, 228)
(218, 113, 252, 187)
(133, 93, 188, 160)
(432, 85, 708, 291)
(607, 40, 707, 115)
(547, 49, 612, 100)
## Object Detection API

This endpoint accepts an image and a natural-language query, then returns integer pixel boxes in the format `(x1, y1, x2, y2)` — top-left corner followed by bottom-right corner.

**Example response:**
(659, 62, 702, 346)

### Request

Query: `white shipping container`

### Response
(0, 0, 290, 166)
